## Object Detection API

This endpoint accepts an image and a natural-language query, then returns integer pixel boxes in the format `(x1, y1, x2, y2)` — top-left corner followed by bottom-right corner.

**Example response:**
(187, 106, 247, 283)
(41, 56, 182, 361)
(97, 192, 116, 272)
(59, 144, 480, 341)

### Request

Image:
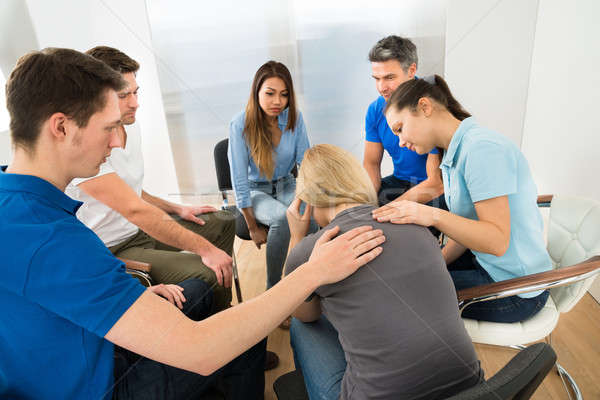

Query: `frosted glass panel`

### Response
(146, 0, 447, 193)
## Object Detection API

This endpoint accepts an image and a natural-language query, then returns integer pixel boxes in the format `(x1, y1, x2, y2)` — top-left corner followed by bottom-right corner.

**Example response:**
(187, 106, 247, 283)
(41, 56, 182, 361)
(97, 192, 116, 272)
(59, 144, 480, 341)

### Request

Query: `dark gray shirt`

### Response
(285, 205, 482, 399)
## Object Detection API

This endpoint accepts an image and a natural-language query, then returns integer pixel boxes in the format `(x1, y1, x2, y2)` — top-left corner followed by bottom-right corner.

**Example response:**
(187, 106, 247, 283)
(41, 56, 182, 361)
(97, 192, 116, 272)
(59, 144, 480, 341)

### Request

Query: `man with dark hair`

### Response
(65, 46, 235, 312)
(0, 47, 384, 399)
(364, 35, 445, 207)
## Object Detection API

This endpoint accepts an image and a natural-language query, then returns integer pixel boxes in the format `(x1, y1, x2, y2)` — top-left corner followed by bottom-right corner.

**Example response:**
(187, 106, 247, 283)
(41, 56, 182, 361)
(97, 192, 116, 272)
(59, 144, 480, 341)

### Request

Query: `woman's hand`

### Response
(249, 226, 268, 249)
(286, 198, 312, 240)
(372, 200, 441, 227)
(307, 225, 385, 285)
(148, 284, 186, 309)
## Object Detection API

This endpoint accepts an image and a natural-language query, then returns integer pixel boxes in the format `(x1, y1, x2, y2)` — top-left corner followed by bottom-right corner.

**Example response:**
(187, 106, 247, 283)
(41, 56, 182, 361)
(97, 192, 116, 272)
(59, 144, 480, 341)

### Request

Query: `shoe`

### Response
(279, 316, 292, 330)
(265, 351, 279, 371)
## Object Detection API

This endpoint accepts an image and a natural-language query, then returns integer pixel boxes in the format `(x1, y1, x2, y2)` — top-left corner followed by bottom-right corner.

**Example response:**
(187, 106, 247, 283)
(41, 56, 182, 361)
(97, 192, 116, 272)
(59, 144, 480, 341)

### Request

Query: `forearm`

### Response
(141, 190, 182, 215)
(240, 207, 258, 230)
(129, 203, 214, 255)
(434, 210, 509, 257)
(441, 238, 467, 265)
(395, 179, 444, 204)
(158, 263, 318, 375)
(364, 163, 381, 193)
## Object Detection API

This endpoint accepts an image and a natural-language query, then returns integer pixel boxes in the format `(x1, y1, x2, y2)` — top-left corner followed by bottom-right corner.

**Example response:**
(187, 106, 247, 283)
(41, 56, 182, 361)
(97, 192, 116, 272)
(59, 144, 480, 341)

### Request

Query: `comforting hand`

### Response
(178, 205, 218, 226)
(286, 198, 312, 240)
(372, 200, 440, 227)
(308, 225, 385, 286)
(149, 284, 186, 309)
(201, 247, 233, 288)
(249, 226, 268, 249)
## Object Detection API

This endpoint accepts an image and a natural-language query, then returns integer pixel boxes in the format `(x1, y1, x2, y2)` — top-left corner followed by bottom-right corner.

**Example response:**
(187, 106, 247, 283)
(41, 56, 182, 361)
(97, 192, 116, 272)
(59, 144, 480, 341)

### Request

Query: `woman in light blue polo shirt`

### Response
(228, 60, 310, 292)
(373, 75, 551, 323)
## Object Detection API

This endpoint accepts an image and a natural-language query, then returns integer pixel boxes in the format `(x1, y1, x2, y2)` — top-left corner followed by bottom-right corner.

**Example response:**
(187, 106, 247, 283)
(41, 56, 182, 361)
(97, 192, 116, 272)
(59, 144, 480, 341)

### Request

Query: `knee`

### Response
(269, 211, 289, 230)
(214, 210, 236, 233)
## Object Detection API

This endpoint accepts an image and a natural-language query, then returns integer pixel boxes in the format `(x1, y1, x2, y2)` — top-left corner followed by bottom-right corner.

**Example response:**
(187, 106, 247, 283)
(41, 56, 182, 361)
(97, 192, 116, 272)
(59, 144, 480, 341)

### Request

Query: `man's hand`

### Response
(148, 284, 186, 309)
(372, 200, 440, 227)
(201, 247, 233, 288)
(178, 205, 218, 226)
(308, 225, 385, 286)
(249, 226, 268, 249)
(286, 198, 312, 241)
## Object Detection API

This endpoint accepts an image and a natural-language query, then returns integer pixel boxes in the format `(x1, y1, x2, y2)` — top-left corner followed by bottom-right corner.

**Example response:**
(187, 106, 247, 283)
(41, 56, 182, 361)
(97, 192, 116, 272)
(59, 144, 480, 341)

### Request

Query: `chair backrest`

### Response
(214, 138, 232, 192)
(445, 343, 556, 400)
(546, 195, 600, 312)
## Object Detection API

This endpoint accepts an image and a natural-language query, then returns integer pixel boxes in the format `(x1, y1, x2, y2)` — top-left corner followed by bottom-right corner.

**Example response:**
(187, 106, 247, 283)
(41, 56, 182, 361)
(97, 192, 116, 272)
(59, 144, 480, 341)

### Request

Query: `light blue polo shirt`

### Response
(440, 117, 551, 297)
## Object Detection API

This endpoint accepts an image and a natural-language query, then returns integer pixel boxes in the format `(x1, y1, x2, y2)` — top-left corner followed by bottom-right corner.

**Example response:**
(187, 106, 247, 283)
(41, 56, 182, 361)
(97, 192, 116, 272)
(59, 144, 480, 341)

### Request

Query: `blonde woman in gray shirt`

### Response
(284, 144, 482, 400)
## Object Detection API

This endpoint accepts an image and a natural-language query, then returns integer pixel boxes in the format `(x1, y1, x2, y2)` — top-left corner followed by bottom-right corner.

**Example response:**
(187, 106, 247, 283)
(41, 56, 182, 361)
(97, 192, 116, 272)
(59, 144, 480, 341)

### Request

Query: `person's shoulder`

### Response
(231, 110, 246, 125)
(462, 122, 514, 152)
(286, 229, 326, 273)
(367, 96, 385, 114)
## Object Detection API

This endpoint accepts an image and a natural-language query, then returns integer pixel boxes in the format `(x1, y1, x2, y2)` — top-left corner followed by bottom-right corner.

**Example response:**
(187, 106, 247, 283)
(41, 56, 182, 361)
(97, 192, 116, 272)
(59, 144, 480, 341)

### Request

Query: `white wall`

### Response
(445, 0, 539, 145)
(446, 0, 600, 302)
(24, 0, 178, 196)
(147, 0, 448, 192)
(0, 0, 39, 165)
(521, 0, 600, 300)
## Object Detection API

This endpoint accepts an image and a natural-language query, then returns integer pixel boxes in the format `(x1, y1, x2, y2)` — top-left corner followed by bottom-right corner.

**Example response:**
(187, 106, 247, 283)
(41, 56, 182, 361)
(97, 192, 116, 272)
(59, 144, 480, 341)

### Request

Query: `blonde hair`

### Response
(296, 144, 378, 208)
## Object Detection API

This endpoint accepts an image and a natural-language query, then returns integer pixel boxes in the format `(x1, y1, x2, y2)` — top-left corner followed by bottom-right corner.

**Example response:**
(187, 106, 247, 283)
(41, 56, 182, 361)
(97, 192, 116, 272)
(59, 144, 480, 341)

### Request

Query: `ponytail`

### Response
(384, 74, 470, 121)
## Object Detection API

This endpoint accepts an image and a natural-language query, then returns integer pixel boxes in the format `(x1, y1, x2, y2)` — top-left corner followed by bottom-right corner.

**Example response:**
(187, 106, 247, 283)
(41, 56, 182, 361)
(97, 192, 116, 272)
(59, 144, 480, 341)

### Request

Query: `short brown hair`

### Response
(6, 47, 126, 152)
(86, 46, 139, 74)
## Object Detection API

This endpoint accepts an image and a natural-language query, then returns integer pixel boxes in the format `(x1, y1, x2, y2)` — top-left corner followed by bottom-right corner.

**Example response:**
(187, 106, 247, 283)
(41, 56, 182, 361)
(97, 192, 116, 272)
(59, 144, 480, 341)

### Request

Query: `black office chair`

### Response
(213, 138, 266, 241)
(273, 343, 557, 400)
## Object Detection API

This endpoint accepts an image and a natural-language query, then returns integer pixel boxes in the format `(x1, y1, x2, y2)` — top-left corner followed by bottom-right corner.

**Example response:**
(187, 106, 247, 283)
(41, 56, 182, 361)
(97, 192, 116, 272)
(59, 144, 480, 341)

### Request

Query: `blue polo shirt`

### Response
(440, 118, 551, 297)
(228, 108, 310, 208)
(365, 95, 436, 183)
(0, 168, 146, 399)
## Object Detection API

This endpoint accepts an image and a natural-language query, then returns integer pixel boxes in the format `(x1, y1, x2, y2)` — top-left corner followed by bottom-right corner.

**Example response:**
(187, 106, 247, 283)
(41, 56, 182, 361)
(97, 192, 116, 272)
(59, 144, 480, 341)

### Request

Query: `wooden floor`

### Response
(232, 238, 600, 400)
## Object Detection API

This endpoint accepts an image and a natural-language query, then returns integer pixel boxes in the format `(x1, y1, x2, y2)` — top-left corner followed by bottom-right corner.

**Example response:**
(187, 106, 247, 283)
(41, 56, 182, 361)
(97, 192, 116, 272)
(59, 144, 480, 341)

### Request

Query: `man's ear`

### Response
(47, 113, 69, 140)
(407, 63, 417, 79)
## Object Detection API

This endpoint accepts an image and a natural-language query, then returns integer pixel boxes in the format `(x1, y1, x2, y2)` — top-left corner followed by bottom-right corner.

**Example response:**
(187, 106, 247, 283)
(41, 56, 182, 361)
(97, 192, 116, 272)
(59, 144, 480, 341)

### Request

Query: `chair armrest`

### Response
(117, 257, 151, 273)
(537, 194, 553, 207)
(457, 256, 600, 311)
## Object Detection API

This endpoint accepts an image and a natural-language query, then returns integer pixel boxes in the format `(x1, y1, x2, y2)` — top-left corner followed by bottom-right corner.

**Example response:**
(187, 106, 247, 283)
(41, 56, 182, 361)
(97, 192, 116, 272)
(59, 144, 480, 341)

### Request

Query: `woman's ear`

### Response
(418, 97, 433, 117)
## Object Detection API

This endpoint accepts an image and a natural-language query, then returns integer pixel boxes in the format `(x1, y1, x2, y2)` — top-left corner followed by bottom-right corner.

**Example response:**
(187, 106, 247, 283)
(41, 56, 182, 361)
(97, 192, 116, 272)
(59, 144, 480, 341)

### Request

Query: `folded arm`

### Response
(393, 152, 444, 204)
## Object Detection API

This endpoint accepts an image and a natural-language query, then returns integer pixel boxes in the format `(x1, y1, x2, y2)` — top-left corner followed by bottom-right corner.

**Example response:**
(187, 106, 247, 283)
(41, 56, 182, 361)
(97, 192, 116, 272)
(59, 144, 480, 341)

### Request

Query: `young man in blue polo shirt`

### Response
(363, 35, 445, 207)
(0, 48, 384, 399)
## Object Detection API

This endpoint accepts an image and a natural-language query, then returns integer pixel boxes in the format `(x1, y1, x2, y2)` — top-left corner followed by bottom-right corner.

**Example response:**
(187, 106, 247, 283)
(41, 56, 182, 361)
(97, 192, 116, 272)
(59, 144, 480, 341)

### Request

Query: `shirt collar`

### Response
(277, 108, 289, 127)
(0, 166, 83, 215)
(441, 117, 475, 168)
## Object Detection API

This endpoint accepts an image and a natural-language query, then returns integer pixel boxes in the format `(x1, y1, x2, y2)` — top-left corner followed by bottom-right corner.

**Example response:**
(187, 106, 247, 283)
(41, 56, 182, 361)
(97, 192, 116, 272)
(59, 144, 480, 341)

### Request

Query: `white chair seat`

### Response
(463, 295, 559, 346)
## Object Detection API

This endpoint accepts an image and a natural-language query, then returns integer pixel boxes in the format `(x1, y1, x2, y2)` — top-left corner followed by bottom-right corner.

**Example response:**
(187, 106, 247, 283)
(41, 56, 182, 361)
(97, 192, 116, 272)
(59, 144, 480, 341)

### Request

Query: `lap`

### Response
(250, 191, 289, 226)
(448, 252, 550, 323)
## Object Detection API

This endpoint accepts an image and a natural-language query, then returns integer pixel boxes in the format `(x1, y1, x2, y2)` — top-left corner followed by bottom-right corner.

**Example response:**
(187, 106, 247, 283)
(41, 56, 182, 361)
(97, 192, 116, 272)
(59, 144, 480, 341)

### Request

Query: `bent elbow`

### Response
(492, 240, 510, 257)
(194, 359, 221, 376)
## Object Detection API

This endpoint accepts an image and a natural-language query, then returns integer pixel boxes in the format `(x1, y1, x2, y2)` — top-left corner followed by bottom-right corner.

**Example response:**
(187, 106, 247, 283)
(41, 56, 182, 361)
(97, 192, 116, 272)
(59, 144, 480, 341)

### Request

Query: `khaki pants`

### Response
(110, 210, 235, 311)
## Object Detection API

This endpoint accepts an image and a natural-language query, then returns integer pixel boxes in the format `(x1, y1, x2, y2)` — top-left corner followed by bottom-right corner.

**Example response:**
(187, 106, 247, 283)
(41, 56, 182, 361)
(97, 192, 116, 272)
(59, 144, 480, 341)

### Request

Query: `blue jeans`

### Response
(250, 174, 317, 288)
(448, 250, 550, 323)
(289, 316, 345, 400)
(112, 279, 266, 400)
